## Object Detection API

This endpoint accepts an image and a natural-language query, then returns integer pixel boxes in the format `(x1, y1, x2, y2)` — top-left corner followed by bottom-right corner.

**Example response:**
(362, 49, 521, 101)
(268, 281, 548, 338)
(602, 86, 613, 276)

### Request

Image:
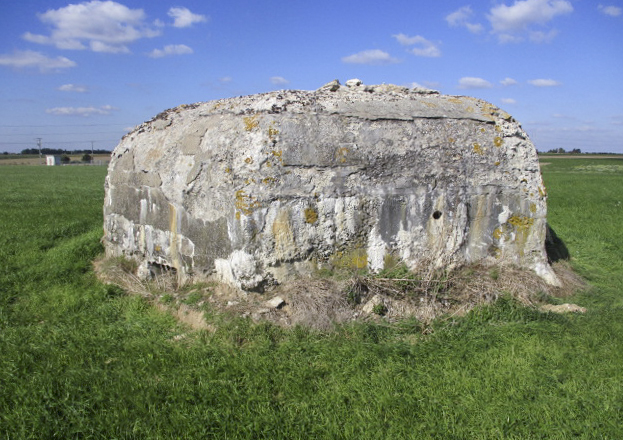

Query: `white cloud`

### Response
(487, 0, 573, 42)
(148, 44, 193, 58)
(599, 4, 622, 16)
(528, 78, 561, 86)
(501, 77, 518, 86)
(58, 84, 88, 92)
(458, 77, 494, 89)
(270, 76, 289, 85)
(0, 50, 76, 72)
(501, 98, 517, 104)
(393, 34, 441, 57)
(46, 104, 117, 116)
(445, 6, 484, 33)
(218, 76, 233, 84)
(23, 1, 161, 53)
(341, 49, 401, 65)
(167, 7, 208, 28)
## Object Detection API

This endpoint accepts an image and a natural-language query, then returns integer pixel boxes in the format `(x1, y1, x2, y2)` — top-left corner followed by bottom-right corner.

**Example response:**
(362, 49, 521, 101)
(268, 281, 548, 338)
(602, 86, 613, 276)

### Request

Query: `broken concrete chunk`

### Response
(265, 296, 286, 309)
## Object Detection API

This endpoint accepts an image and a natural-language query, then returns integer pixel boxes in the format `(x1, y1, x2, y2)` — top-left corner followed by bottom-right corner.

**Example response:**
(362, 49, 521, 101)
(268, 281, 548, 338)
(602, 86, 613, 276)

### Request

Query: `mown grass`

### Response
(0, 160, 622, 439)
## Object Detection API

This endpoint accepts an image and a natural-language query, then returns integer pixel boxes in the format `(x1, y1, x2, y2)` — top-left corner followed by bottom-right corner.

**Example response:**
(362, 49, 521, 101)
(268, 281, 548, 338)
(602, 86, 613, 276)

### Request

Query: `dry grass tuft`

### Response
(94, 255, 589, 332)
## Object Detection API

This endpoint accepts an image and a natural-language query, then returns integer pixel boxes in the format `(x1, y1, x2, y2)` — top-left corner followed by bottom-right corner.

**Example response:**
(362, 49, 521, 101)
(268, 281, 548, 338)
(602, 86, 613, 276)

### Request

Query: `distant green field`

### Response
(0, 160, 622, 439)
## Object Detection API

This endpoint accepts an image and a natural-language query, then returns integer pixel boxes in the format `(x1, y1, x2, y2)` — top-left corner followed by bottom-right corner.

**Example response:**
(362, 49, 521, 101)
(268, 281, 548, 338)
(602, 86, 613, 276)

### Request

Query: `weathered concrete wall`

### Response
(103, 80, 559, 289)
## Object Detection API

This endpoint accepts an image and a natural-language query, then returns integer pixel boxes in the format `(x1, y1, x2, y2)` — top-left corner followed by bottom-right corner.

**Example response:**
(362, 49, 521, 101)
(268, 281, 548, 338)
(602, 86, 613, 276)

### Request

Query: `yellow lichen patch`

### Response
(268, 126, 279, 138)
(508, 215, 534, 230)
(331, 249, 368, 270)
(448, 137, 456, 144)
(423, 101, 437, 108)
(480, 102, 498, 122)
(480, 127, 486, 133)
(304, 207, 318, 224)
(235, 190, 261, 217)
(225, 167, 231, 173)
(270, 149, 283, 164)
(538, 186, 547, 197)
(473, 143, 484, 155)
(262, 176, 276, 185)
(466, 106, 475, 113)
(493, 137, 503, 147)
(446, 97, 463, 104)
(492, 227, 503, 240)
(495, 125, 502, 133)
(245, 157, 253, 164)
(336, 147, 349, 163)
(494, 161, 500, 166)
(530, 203, 537, 213)
(243, 115, 259, 131)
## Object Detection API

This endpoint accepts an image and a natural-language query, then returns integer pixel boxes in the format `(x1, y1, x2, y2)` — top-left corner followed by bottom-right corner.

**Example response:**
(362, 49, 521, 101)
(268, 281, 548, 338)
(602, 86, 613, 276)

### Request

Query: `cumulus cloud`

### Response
(393, 34, 441, 57)
(528, 78, 561, 86)
(458, 77, 494, 89)
(341, 49, 401, 65)
(270, 76, 289, 85)
(58, 83, 88, 92)
(167, 7, 208, 28)
(501, 98, 517, 104)
(148, 44, 193, 58)
(46, 104, 117, 116)
(218, 76, 233, 84)
(599, 4, 622, 16)
(487, 0, 573, 43)
(445, 6, 484, 33)
(22, 1, 161, 53)
(501, 77, 518, 86)
(0, 50, 76, 72)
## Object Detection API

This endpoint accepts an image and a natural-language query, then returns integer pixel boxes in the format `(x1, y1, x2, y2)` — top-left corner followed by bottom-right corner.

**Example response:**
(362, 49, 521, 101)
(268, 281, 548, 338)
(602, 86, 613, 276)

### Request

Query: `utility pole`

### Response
(90, 141, 94, 164)
(36, 138, 42, 165)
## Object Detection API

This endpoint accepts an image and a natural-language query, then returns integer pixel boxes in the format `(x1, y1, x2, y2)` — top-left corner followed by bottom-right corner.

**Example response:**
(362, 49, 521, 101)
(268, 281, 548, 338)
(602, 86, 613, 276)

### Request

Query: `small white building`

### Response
(46, 155, 61, 166)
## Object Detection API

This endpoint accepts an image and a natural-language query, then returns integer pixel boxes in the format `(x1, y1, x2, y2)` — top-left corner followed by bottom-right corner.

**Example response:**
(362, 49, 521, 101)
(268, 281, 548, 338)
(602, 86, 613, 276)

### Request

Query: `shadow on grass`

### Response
(546, 223, 570, 263)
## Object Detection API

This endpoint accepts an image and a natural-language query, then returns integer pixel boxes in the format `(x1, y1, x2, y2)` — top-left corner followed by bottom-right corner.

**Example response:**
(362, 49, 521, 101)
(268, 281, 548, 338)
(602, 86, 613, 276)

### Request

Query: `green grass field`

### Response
(1, 159, 622, 439)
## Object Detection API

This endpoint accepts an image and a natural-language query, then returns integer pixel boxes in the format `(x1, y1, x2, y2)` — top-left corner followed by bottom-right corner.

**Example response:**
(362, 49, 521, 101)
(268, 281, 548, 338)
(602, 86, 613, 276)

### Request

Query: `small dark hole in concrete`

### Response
(432, 211, 442, 220)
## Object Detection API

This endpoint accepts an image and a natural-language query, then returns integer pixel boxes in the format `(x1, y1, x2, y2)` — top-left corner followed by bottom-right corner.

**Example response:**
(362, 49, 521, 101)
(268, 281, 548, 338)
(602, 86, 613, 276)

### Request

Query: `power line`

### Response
(0, 123, 132, 128)
(1, 131, 124, 136)
(0, 139, 120, 145)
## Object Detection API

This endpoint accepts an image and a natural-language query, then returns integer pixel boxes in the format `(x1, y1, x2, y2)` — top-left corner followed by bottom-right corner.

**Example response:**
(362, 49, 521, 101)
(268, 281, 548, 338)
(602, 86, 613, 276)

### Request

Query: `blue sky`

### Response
(0, 0, 621, 153)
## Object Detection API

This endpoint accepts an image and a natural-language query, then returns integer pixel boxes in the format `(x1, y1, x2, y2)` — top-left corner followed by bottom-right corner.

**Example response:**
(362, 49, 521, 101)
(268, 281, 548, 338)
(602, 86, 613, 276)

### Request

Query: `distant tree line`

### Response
(545, 148, 582, 154)
(20, 148, 112, 155)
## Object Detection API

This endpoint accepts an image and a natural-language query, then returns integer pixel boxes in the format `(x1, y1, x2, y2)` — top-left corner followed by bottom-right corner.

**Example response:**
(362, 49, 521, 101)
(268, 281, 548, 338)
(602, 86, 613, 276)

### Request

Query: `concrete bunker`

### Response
(103, 80, 559, 290)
